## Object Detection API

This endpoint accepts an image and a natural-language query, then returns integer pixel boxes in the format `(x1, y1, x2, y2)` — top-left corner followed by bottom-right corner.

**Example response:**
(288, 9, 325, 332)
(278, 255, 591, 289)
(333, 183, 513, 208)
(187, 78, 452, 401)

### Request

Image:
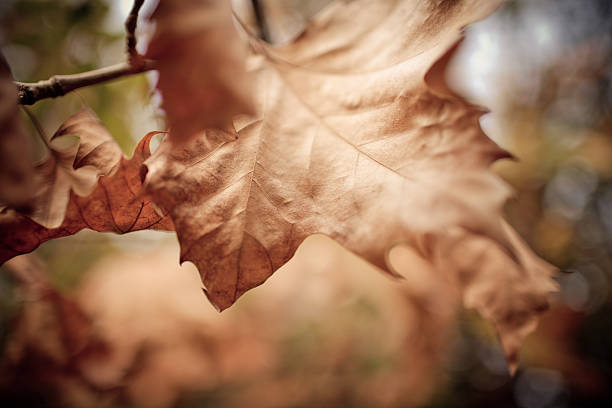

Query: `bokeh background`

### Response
(1, 0, 611, 407)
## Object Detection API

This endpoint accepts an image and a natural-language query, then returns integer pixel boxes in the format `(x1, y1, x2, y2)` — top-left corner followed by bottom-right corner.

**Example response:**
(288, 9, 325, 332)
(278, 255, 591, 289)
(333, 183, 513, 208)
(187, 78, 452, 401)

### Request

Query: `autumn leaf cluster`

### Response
(0, 0, 558, 372)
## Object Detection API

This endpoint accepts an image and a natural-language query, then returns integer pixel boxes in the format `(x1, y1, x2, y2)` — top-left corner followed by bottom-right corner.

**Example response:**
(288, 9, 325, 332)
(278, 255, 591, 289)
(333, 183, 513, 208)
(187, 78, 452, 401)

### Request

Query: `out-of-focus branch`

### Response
(16, 60, 155, 105)
(125, 0, 146, 66)
(251, 0, 270, 42)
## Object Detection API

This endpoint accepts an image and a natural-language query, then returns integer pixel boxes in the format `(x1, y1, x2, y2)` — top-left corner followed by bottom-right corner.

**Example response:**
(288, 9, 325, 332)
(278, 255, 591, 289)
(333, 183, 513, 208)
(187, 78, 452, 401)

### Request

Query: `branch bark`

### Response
(16, 60, 155, 105)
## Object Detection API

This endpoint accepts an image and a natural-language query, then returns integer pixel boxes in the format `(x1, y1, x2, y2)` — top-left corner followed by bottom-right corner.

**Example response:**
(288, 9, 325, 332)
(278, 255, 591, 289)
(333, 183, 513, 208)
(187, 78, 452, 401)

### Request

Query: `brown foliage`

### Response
(0, 0, 560, 373)
(0, 115, 173, 263)
(143, 0, 556, 365)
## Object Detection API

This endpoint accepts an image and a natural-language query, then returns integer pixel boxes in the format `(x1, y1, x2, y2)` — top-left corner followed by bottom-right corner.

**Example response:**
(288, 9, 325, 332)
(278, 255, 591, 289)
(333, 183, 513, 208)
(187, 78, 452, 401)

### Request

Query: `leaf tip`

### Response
(201, 288, 222, 313)
(506, 352, 519, 376)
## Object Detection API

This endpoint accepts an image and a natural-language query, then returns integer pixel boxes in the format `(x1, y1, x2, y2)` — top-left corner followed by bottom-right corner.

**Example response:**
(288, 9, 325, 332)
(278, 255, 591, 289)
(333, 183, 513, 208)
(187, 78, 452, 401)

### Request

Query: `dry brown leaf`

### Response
(145, 0, 510, 306)
(0, 131, 173, 264)
(144, 0, 557, 364)
(146, 0, 254, 143)
(29, 109, 124, 228)
(0, 53, 36, 210)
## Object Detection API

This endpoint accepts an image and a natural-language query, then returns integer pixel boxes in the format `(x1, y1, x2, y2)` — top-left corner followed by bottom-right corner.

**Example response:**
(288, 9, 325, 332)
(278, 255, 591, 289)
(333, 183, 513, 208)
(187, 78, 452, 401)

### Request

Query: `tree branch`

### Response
(125, 0, 145, 66)
(16, 60, 155, 105)
(15, 0, 151, 105)
(251, 0, 270, 43)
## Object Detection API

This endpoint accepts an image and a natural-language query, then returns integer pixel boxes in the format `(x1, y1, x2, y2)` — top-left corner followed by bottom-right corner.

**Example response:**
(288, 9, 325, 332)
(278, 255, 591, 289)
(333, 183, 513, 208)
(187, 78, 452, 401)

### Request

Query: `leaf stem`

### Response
(21, 106, 50, 150)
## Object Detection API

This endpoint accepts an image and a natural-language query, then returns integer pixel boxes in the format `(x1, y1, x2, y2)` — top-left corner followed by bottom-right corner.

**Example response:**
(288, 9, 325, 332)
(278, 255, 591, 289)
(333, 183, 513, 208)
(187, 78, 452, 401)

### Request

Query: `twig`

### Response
(125, 0, 146, 66)
(251, 0, 270, 43)
(16, 60, 155, 105)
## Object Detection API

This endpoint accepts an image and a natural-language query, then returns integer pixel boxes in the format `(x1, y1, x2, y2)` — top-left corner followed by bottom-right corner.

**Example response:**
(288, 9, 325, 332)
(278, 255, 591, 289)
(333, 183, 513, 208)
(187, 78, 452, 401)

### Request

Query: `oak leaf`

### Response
(0, 127, 173, 264)
(144, 0, 557, 365)
(146, 0, 254, 143)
